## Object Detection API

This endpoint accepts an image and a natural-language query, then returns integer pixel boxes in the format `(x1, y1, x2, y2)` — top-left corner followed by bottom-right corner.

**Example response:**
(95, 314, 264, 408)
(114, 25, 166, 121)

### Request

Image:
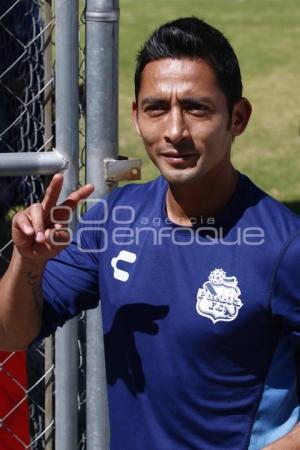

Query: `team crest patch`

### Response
(196, 269, 243, 324)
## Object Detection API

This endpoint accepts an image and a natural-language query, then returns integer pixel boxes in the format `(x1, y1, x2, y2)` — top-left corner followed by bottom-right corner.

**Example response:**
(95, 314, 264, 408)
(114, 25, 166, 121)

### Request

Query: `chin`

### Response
(160, 168, 205, 186)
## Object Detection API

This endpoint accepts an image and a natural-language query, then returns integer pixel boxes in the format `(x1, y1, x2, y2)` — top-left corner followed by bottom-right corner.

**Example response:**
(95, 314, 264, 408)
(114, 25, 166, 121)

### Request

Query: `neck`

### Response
(166, 164, 238, 226)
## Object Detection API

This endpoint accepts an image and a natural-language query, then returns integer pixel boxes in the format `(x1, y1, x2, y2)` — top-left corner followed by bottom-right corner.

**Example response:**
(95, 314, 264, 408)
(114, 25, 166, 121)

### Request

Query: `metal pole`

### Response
(43, 0, 53, 152)
(43, 2, 54, 448)
(0, 151, 67, 176)
(86, 0, 119, 448)
(54, 0, 79, 449)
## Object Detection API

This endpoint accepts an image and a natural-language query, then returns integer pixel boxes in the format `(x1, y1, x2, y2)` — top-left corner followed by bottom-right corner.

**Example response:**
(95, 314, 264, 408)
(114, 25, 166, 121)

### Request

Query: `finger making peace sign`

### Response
(12, 174, 94, 259)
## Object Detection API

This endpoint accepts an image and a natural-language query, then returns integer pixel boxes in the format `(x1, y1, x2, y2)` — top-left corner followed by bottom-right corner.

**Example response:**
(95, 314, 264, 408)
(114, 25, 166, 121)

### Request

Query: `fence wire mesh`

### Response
(0, 0, 87, 448)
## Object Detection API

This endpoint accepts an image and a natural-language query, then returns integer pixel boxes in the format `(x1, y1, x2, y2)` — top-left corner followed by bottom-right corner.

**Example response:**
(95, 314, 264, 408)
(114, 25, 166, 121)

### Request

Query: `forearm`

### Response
(0, 246, 46, 351)
(0, 175, 94, 351)
(263, 423, 300, 449)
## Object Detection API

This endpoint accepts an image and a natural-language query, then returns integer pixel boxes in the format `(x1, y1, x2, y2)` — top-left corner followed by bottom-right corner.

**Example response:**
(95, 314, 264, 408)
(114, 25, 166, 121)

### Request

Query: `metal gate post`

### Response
(54, 0, 80, 449)
(85, 0, 119, 448)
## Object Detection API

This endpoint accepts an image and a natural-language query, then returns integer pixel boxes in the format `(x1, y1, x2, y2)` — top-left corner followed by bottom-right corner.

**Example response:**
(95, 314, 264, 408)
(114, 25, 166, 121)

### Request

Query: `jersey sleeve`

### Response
(35, 202, 105, 340)
(271, 232, 300, 347)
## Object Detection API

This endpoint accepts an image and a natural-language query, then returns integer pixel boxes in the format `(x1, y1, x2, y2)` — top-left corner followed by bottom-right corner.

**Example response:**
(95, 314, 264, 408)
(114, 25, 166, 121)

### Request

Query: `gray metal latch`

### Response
(104, 156, 142, 184)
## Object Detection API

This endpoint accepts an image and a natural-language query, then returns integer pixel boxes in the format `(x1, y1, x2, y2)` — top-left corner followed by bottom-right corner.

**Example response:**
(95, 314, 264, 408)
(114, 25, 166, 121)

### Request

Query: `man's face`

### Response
(132, 58, 241, 186)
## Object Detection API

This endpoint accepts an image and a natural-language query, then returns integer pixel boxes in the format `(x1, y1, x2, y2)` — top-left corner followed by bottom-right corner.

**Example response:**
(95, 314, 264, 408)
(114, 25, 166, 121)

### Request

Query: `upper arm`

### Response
(271, 233, 300, 345)
(37, 208, 102, 340)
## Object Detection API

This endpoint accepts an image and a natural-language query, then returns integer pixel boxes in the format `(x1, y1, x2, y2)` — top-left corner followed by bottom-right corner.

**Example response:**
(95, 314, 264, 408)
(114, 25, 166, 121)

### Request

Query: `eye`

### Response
(143, 103, 168, 117)
(186, 104, 210, 116)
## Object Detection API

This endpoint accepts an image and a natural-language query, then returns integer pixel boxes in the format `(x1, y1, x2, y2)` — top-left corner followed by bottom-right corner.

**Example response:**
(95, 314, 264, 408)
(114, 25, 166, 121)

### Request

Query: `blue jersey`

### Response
(40, 174, 300, 449)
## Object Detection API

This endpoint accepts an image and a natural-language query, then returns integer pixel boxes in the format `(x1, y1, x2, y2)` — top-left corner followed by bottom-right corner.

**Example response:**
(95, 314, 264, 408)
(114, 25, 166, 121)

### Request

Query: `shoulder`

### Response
(239, 174, 300, 242)
(107, 176, 166, 206)
(240, 175, 300, 313)
(79, 176, 166, 223)
(269, 230, 300, 318)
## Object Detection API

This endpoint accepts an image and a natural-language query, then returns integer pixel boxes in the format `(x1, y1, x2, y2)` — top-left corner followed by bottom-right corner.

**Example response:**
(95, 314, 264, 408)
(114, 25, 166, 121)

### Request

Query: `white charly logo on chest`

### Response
(111, 250, 137, 282)
(196, 269, 243, 324)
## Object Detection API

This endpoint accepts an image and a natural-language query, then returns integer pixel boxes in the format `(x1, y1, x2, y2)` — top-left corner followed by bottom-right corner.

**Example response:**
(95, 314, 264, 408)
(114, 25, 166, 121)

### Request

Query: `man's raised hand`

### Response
(12, 174, 94, 259)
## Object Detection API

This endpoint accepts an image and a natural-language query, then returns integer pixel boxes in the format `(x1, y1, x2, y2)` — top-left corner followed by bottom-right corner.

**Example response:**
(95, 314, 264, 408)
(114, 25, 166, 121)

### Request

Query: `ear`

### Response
(230, 98, 252, 137)
(131, 101, 141, 136)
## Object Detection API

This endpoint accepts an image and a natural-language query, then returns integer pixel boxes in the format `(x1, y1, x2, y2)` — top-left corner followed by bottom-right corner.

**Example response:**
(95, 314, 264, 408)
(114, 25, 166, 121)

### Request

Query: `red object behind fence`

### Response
(0, 351, 30, 449)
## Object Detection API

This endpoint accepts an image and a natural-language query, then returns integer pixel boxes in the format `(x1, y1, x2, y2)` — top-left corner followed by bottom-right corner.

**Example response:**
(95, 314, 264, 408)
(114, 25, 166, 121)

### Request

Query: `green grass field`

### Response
(118, 0, 300, 209)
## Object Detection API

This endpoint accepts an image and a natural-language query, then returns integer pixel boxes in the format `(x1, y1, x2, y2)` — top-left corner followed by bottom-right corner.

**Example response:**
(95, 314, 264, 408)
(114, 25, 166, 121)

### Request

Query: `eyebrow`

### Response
(140, 96, 214, 108)
(140, 97, 167, 108)
(180, 97, 214, 107)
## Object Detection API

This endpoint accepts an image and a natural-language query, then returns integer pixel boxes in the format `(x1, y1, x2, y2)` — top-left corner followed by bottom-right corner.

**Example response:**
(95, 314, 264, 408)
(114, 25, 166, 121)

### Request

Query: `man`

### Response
(1, 17, 300, 449)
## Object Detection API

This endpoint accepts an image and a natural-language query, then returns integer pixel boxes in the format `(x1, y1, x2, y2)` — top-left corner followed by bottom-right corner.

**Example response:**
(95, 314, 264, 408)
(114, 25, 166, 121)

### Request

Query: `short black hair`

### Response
(134, 17, 243, 115)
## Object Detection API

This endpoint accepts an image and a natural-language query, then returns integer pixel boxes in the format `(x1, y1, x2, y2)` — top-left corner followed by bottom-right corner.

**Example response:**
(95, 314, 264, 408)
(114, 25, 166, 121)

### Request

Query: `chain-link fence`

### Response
(0, 0, 87, 448)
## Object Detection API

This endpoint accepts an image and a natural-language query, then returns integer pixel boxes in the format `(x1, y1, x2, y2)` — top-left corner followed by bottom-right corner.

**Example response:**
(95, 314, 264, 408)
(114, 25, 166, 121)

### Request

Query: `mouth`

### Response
(160, 150, 198, 165)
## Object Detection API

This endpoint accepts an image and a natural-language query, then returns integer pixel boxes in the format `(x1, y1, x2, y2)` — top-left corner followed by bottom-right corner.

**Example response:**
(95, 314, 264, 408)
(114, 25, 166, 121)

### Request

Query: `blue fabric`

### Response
(249, 334, 300, 449)
(39, 174, 300, 449)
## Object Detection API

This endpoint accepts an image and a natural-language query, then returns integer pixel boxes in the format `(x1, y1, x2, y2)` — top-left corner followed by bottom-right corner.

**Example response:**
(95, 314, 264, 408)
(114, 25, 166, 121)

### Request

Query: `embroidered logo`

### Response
(111, 250, 137, 282)
(196, 269, 243, 324)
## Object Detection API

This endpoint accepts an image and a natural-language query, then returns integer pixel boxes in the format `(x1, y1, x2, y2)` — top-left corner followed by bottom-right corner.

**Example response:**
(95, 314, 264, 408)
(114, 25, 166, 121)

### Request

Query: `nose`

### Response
(164, 107, 189, 144)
